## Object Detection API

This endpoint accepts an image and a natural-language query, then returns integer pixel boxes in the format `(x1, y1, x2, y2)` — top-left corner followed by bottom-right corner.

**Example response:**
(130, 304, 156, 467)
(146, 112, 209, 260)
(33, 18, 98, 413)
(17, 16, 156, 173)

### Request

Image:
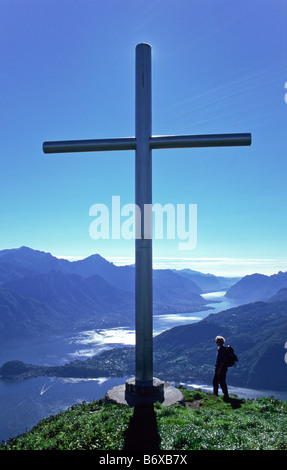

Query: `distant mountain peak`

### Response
(83, 253, 113, 263)
(18, 245, 36, 251)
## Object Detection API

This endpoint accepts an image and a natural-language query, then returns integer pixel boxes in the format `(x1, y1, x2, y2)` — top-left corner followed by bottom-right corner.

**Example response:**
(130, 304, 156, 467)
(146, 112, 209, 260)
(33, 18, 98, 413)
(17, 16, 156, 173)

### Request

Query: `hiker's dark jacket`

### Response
(215, 345, 227, 368)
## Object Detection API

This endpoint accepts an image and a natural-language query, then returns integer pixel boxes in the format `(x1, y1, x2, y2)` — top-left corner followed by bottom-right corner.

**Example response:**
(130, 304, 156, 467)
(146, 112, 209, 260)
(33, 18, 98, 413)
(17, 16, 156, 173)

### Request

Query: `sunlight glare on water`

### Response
(201, 291, 226, 299)
(71, 328, 136, 344)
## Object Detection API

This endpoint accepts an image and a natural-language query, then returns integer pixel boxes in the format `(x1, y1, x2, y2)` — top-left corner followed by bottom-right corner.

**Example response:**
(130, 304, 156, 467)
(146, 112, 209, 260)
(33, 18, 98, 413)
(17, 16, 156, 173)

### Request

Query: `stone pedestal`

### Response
(105, 377, 184, 407)
(125, 377, 164, 398)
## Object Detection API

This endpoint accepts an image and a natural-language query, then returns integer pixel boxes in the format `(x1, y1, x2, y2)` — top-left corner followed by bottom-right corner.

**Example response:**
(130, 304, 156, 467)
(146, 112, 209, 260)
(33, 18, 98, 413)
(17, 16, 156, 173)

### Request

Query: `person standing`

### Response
(213, 336, 229, 401)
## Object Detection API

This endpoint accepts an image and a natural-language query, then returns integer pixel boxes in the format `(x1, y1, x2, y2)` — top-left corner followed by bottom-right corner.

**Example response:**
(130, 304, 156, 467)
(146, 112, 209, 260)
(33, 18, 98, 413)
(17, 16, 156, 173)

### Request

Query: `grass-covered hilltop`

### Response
(1, 388, 287, 451)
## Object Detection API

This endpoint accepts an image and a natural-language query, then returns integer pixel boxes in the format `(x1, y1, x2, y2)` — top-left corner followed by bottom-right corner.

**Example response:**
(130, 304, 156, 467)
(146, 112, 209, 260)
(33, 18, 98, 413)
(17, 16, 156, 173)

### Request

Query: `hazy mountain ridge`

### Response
(0, 246, 235, 339)
(0, 248, 135, 338)
(2, 270, 135, 334)
(269, 288, 287, 302)
(225, 271, 287, 303)
(173, 268, 241, 292)
(3, 246, 287, 392)
(0, 286, 64, 338)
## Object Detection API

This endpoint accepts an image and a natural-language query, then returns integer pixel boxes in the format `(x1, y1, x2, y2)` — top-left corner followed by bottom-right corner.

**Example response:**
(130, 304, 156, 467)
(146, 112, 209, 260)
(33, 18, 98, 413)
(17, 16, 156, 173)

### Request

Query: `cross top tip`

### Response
(136, 42, 151, 50)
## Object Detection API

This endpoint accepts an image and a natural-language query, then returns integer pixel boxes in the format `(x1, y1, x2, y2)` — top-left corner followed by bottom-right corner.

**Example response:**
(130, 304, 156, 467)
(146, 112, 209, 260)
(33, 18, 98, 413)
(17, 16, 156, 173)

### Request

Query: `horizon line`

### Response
(55, 253, 287, 277)
(1, 246, 286, 277)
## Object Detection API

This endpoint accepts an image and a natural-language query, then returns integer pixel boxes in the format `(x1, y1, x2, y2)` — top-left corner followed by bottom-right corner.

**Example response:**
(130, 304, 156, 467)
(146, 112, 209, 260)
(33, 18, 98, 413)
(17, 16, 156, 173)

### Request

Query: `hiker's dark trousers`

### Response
(213, 366, 228, 397)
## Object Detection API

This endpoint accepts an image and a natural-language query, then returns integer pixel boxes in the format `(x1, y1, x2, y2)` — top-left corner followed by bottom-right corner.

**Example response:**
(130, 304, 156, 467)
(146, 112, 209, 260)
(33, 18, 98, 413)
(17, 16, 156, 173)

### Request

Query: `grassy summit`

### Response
(1, 388, 287, 451)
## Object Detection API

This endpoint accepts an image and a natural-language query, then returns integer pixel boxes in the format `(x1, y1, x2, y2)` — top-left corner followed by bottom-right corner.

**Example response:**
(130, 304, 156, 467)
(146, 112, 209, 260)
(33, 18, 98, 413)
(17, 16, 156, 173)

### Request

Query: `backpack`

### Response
(225, 345, 238, 367)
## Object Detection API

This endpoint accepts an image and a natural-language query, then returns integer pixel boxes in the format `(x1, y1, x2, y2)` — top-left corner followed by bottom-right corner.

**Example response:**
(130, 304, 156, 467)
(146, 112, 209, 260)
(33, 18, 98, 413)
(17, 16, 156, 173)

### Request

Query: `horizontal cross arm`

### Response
(43, 137, 136, 154)
(149, 133, 251, 149)
(43, 133, 251, 154)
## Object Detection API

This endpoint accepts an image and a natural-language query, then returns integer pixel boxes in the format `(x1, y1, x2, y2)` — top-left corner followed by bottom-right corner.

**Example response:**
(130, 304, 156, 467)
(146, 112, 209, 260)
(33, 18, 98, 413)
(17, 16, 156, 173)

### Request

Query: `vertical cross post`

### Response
(43, 42, 251, 405)
(135, 44, 153, 385)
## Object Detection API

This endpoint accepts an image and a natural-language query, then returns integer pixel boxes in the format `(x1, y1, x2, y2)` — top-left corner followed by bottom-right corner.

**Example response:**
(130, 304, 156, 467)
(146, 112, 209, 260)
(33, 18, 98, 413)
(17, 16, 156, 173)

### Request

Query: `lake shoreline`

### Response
(0, 291, 271, 442)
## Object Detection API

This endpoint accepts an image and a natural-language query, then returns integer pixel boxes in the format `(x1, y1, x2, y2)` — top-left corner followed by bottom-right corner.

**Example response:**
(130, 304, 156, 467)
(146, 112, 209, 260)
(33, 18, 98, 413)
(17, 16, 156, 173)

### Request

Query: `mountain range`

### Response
(1, 246, 287, 391)
(0, 246, 238, 339)
(173, 268, 240, 292)
(225, 271, 287, 303)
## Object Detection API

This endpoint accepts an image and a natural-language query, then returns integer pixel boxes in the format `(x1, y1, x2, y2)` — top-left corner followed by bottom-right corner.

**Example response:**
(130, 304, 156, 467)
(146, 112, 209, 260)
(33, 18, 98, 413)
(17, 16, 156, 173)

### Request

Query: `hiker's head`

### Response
(215, 336, 225, 346)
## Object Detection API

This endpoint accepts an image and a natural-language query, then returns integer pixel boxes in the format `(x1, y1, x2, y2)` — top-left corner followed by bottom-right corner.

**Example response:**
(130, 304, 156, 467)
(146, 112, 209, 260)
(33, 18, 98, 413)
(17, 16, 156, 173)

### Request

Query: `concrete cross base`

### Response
(125, 377, 164, 398)
(105, 377, 184, 407)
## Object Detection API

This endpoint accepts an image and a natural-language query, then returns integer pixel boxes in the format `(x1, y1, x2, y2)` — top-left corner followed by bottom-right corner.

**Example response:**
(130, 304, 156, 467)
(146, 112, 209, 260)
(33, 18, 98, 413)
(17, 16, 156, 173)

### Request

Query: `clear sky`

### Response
(0, 0, 286, 276)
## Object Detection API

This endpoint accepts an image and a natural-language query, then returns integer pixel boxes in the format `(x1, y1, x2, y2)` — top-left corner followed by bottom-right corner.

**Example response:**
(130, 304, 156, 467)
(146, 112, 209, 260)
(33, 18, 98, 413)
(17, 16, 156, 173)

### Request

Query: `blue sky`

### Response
(0, 0, 286, 276)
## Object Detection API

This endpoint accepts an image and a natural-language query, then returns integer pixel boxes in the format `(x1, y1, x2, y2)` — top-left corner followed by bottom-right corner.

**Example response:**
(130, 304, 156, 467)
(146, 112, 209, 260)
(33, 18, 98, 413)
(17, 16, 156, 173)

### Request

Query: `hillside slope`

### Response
(1, 388, 287, 450)
(2, 300, 287, 391)
(153, 300, 287, 390)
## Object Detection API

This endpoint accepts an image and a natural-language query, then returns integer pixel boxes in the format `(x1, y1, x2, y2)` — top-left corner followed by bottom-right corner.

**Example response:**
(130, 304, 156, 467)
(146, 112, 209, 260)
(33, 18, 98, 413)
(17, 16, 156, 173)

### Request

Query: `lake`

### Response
(1, 292, 287, 443)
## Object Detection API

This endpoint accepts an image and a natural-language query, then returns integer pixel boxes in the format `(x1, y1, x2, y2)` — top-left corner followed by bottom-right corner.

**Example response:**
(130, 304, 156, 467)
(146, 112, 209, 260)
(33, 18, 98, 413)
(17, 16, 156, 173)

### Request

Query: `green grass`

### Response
(1, 388, 287, 450)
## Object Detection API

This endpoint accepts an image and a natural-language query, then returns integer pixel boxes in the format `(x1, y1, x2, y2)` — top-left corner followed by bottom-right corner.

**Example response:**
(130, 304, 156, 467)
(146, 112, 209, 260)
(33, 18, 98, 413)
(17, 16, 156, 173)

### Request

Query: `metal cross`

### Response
(43, 43, 251, 391)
